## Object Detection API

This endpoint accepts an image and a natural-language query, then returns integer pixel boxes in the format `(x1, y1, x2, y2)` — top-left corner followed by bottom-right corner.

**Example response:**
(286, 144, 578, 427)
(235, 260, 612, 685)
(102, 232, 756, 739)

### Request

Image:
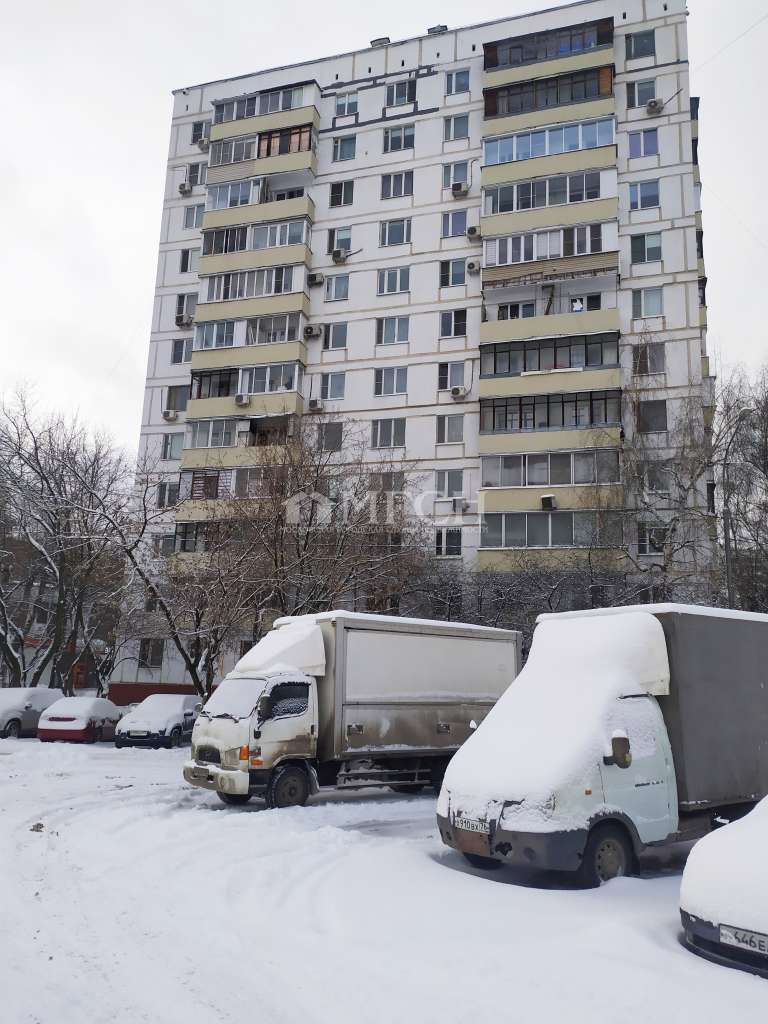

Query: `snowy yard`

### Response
(1, 744, 766, 1024)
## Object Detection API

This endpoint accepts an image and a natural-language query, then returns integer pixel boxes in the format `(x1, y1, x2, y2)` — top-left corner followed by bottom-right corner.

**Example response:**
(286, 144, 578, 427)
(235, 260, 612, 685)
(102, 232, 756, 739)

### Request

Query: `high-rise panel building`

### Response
(117, 0, 712, 693)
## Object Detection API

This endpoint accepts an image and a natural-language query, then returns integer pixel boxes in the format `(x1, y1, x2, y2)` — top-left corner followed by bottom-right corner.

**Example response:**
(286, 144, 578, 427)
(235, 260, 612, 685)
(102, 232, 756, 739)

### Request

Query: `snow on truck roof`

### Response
(538, 602, 768, 624)
(274, 610, 519, 635)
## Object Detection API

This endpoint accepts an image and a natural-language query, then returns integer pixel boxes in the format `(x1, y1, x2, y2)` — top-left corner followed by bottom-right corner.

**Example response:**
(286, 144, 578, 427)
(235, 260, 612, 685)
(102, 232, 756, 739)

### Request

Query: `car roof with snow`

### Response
(43, 696, 119, 714)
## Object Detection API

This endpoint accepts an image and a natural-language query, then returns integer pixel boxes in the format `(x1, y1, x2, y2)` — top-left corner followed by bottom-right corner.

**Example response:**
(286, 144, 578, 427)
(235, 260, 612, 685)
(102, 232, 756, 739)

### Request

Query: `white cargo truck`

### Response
(438, 604, 768, 886)
(184, 611, 521, 808)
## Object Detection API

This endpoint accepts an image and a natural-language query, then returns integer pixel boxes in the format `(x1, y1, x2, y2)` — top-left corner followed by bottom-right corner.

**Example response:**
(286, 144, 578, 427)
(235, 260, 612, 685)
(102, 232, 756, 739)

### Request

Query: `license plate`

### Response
(453, 816, 490, 835)
(191, 767, 210, 779)
(720, 925, 768, 957)
(129, 731, 148, 738)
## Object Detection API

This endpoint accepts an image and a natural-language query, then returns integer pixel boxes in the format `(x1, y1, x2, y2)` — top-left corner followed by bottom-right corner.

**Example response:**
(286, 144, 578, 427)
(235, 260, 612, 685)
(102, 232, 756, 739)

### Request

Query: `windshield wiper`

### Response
(211, 712, 239, 721)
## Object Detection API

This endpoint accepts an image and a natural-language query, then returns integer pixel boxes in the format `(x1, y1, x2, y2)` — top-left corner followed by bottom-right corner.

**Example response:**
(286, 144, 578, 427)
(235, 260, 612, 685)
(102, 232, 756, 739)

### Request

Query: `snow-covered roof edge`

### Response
(537, 603, 768, 625)
(274, 610, 520, 636)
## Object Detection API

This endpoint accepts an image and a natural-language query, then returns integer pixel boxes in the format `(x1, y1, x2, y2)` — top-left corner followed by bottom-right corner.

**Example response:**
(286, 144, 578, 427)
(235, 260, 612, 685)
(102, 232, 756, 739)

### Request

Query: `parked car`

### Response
(38, 696, 122, 743)
(0, 688, 63, 738)
(680, 797, 768, 979)
(115, 694, 200, 748)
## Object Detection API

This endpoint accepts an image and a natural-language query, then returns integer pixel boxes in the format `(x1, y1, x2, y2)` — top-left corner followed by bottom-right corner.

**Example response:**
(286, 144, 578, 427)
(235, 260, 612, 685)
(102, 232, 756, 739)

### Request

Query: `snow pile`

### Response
(229, 621, 325, 678)
(440, 612, 670, 827)
(680, 797, 768, 930)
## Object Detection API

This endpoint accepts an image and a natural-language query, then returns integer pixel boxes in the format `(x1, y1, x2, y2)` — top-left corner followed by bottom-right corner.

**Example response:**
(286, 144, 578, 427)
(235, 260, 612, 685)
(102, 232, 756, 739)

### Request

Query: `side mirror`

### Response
(257, 695, 273, 722)
(24, 703, 32, 711)
(194, 703, 203, 713)
(469, 719, 478, 731)
(604, 732, 632, 770)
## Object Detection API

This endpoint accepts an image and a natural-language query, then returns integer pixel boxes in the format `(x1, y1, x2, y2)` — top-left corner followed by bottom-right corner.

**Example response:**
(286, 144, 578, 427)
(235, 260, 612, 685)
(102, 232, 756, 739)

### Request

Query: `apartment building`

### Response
(116, 0, 712, 692)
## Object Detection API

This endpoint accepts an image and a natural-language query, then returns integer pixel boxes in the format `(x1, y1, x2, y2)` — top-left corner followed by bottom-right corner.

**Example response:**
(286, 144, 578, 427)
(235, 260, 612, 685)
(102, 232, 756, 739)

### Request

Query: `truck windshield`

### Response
(201, 677, 266, 720)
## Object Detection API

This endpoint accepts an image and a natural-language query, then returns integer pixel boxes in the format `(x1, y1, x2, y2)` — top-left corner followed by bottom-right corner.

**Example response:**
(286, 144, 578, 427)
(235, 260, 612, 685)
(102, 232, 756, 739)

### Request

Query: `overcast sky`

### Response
(1, 0, 765, 451)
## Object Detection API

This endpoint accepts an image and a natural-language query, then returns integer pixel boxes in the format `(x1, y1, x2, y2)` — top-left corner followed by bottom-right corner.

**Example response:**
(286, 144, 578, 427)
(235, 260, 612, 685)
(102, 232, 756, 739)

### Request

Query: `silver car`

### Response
(0, 688, 63, 738)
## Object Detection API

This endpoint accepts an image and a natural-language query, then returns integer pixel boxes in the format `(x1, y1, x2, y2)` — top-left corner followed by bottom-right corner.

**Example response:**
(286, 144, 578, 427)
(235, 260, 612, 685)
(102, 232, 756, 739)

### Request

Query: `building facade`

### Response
(115, 0, 713, 692)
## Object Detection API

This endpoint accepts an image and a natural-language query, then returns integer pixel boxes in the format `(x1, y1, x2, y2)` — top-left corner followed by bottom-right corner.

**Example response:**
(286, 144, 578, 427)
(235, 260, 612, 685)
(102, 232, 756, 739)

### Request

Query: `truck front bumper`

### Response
(183, 761, 250, 797)
(437, 813, 587, 872)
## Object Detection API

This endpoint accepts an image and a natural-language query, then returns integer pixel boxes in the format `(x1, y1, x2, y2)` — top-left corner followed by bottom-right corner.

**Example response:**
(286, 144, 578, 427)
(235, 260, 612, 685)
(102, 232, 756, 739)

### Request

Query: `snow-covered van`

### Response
(115, 694, 200, 748)
(184, 611, 521, 808)
(0, 687, 63, 738)
(437, 605, 768, 886)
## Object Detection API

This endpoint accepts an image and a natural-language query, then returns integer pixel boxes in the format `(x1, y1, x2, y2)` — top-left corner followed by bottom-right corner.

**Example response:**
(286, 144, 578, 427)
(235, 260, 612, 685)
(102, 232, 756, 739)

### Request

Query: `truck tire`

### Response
(169, 727, 182, 748)
(463, 853, 502, 871)
(267, 765, 309, 809)
(3, 719, 21, 739)
(577, 824, 635, 887)
(217, 792, 252, 806)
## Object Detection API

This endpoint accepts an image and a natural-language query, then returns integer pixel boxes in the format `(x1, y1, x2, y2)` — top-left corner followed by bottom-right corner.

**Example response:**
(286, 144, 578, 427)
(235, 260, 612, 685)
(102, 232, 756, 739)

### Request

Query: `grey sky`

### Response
(1, 0, 765, 451)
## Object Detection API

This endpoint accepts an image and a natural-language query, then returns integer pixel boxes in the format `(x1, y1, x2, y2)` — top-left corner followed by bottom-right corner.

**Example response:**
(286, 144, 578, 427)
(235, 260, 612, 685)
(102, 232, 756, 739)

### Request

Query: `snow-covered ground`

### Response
(0, 743, 765, 1023)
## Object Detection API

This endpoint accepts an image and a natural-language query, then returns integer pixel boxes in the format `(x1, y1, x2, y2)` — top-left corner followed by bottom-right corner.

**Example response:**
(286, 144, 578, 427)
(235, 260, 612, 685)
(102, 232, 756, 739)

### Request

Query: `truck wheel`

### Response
(389, 784, 424, 795)
(577, 824, 635, 887)
(169, 728, 182, 748)
(267, 765, 309, 809)
(217, 792, 252, 806)
(462, 853, 502, 871)
(3, 719, 21, 739)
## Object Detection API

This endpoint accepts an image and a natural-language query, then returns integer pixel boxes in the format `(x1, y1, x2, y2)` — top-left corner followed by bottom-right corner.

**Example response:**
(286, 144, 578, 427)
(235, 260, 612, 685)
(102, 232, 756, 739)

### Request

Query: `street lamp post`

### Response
(722, 407, 754, 609)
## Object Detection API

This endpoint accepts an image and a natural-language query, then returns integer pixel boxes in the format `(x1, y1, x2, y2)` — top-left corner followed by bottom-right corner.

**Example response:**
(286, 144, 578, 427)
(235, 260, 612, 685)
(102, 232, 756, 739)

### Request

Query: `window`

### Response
(175, 523, 208, 554)
(161, 433, 184, 460)
(629, 128, 658, 158)
(325, 274, 349, 301)
(440, 309, 467, 337)
(627, 79, 656, 108)
(321, 372, 346, 400)
(483, 117, 614, 166)
(187, 162, 207, 186)
(626, 30, 655, 60)
(183, 204, 204, 229)
(637, 399, 668, 433)
(383, 125, 415, 153)
(327, 226, 352, 253)
(377, 267, 410, 294)
(631, 232, 662, 264)
(483, 171, 600, 214)
(444, 114, 469, 141)
(171, 338, 193, 364)
(336, 92, 358, 116)
(319, 422, 343, 451)
(239, 362, 300, 394)
(251, 220, 307, 250)
(632, 287, 663, 318)
(696, 229, 704, 260)
(179, 248, 199, 273)
(187, 419, 237, 448)
(376, 316, 409, 344)
(258, 124, 313, 158)
(386, 80, 416, 106)
(441, 210, 467, 237)
(157, 480, 180, 508)
(480, 390, 621, 432)
(191, 120, 210, 144)
(438, 362, 465, 390)
(324, 322, 347, 350)
(381, 171, 413, 199)
(370, 471, 405, 492)
(206, 266, 293, 302)
(435, 469, 464, 498)
(498, 302, 536, 320)
(374, 367, 407, 396)
(195, 321, 235, 349)
(481, 449, 620, 487)
(153, 534, 176, 557)
(484, 19, 613, 70)
(483, 223, 602, 266)
(245, 313, 300, 345)
(566, 294, 600, 313)
(202, 226, 248, 255)
(643, 461, 670, 496)
(191, 369, 238, 400)
(446, 69, 470, 95)
(234, 467, 271, 499)
(258, 87, 304, 114)
(435, 528, 462, 557)
(188, 470, 224, 500)
(436, 414, 463, 443)
(440, 259, 466, 287)
(139, 639, 164, 669)
(638, 523, 668, 555)
(442, 162, 469, 188)
(210, 136, 257, 166)
(371, 418, 406, 448)
(481, 337, 621, 379)
(380, 218, 412, 246)
(629, 180, 660, 210)
(632, 342, 665, 376)
(176, 293, 197, 318)
(206, 180, 259, 210)
(330, 180, 354, 207)
(698, 278, 707, 306)
(484, 67, 613, 118)
(165, 385, 189, 412)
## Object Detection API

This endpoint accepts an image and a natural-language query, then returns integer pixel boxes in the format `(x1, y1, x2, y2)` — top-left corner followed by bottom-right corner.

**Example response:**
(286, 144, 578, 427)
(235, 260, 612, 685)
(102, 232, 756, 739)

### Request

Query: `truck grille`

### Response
(196, 745, 220, 765)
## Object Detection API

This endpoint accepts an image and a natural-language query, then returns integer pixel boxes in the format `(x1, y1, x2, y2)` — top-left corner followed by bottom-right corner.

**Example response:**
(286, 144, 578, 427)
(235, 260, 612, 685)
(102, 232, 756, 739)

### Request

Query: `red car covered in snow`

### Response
(38, 697, 122, 743)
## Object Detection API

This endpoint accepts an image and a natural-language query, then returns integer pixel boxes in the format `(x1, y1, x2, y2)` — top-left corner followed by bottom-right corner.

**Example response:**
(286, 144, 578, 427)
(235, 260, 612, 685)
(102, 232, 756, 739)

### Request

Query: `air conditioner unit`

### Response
(331, 249, 348, 264)
(307, 272, 325, 287)
(646, 97, 664, 115)
(234, 393, 251, 407)
(452, 497, 469, 513)
(175, 314, 193, 328)
(162, 409, 178, 422)
(304, 324, 324, 339)
(451, 181, 469, 198)
(541, 494, 556, 511)
(196, 138, 210, 151)
(466, 225, 481, 240)
(466, 260, 480, 275)
(178, 182, 193, 196)
(450, 385, 468, 400)
(308, 398, 324, 412)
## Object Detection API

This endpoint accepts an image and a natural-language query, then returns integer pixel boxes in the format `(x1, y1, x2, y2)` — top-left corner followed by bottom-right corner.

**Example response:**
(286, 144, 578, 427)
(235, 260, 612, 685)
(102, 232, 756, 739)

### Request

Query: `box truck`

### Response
(184, 611, 521, 808)
(437, 604, 768, 886)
